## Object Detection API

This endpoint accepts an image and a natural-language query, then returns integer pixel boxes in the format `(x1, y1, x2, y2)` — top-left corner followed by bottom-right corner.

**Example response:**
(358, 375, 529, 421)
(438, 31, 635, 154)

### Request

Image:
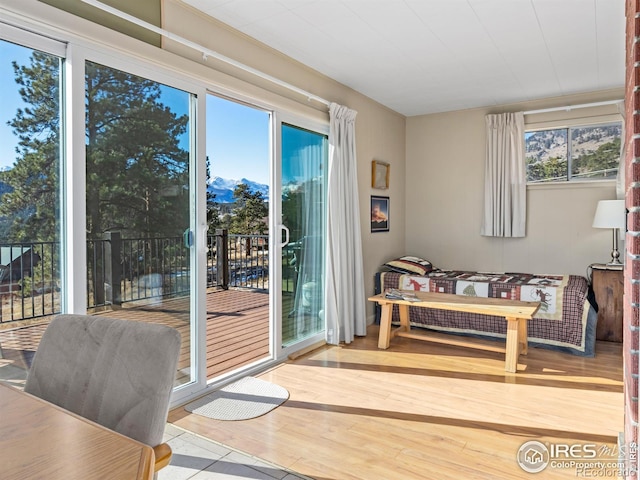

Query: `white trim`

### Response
(0, 21, 67, 56)
(523, 99, 623, 116)
(527, 179, 616, 190)
(80, 0, 331, 108)
(63, 44, 88, 314)
(525, 113, 622, 130)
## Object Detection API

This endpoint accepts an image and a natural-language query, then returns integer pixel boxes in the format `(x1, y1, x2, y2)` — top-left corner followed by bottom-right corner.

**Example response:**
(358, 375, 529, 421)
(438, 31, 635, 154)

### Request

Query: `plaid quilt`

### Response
(378, 270, 592, 354)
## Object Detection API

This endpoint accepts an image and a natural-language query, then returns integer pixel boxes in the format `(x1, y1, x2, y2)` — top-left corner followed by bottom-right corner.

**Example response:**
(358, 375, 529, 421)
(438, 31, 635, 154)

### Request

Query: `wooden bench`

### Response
(368, 291, 540, 373)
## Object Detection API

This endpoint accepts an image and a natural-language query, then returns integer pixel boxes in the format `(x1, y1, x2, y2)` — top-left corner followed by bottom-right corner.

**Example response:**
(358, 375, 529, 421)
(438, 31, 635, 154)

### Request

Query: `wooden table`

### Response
(0, 382, 155, 480)
(369, 291, 540, 373)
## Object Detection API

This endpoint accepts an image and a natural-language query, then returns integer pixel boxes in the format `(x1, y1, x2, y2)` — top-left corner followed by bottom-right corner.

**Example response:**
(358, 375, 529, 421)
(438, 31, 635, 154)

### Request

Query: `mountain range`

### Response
(208, 176, 269, 203)
(525, 124, 621, 163)
(0, 175, 267, 205)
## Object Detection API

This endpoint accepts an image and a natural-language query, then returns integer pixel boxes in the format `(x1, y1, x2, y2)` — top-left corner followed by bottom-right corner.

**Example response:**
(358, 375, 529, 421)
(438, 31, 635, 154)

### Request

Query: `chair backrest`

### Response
(24, 314, 181, 447)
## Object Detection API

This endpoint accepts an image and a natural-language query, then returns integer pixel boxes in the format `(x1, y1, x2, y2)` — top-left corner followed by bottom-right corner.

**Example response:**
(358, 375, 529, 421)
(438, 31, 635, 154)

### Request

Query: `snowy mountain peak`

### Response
(208, 176, 269, 203)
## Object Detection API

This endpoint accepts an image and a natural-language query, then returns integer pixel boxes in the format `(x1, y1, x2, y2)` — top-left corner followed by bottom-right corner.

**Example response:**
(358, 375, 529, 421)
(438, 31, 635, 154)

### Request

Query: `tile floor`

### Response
(160, 424, 312, 480)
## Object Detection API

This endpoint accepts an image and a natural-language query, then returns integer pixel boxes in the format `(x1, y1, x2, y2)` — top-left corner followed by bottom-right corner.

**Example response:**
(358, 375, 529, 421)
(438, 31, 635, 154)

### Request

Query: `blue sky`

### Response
(0, 40, 31, 170)
(206, 96, 269, 185)
(1, 39, 270, 185)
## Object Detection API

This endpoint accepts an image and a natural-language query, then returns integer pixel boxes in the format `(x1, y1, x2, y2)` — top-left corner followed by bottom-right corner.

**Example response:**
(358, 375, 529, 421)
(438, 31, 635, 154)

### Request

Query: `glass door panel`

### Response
(0, 36, 64, 385)
(85, 61, 194, 387)
(205, 94, 271, 381)
(281, 124, 327, 347)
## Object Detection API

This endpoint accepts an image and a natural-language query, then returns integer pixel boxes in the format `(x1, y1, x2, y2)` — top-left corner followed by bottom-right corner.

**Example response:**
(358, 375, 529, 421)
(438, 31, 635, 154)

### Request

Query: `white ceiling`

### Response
(181, 0, 625, 117)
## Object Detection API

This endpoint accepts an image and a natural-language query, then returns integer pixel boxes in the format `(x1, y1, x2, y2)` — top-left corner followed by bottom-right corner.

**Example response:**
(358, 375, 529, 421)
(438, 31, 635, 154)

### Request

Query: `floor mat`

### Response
(184, 376, 289, 421)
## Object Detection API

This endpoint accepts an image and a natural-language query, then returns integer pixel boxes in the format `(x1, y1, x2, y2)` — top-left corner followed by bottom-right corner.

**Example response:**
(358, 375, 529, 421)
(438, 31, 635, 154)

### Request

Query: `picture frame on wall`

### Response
(371, 160, 390, 189)
(371, 195, 389, 233)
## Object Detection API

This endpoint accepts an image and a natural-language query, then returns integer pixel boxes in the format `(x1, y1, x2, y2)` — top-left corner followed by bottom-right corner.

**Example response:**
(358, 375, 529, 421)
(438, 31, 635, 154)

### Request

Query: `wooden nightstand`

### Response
(589, 263, 623, 342)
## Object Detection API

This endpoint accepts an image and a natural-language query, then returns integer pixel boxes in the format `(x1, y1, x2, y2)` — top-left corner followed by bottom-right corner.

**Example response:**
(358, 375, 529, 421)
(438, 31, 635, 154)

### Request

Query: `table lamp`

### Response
(592, 199, 626, 265)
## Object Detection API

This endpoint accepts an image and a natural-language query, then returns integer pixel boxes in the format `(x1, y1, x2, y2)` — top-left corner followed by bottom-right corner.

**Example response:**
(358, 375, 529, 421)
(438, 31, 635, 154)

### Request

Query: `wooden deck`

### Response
(0, 288, 270, 386)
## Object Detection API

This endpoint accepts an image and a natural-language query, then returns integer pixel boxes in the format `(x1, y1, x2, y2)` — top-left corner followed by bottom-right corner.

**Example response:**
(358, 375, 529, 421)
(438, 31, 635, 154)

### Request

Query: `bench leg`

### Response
(504, 318, 521, 373)
(378, 304, 393, 349)
(518, 317, 528, 356)
(398, 304, 410, 333)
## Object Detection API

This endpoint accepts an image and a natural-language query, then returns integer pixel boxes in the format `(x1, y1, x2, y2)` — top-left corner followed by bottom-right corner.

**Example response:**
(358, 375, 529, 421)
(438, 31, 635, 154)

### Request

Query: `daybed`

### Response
(374, 256, 597, 357)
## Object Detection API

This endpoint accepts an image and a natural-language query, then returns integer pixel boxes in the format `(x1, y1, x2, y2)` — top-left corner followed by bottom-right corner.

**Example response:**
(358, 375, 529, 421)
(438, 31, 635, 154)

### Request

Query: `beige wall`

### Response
(40, 0, 162, 46)
(406, 89, 624, 277)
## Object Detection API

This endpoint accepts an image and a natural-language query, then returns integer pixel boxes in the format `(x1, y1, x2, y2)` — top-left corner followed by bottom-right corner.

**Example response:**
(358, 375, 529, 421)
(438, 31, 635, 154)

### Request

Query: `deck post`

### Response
(216, 229, 229, 290)
(105, 231, 122, 307)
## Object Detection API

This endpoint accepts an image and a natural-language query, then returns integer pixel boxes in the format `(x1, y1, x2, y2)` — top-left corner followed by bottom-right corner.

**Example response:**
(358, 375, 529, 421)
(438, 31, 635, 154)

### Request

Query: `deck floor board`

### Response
(0, 288, 270, 385)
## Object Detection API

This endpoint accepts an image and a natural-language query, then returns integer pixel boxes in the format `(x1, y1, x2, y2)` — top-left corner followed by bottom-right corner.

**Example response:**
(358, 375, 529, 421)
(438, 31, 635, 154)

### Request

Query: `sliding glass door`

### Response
(280, 123, 328, 348)
(0, 22, 331, 394)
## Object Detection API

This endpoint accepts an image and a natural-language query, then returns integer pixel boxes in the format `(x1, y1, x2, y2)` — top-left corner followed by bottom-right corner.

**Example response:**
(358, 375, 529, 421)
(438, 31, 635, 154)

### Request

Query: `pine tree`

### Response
(230, 183, 268, 235)
(1, 55, 191, 241)
(85, 61, 189, 239)
(206, 156, 223, 230)
(0, 51, 61, 242)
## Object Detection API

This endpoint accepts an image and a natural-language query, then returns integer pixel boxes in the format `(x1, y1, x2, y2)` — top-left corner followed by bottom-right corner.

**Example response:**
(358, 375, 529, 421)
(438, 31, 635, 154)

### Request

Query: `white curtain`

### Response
(325, 103, 366, 344)
(616, 100, 626, 199)
(290, 143, 325, 337)
(481, 112, 526, 237)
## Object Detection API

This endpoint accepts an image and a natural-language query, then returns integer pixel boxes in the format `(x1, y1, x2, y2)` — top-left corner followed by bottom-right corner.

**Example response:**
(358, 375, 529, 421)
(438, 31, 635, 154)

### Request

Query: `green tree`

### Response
(0, 51, 61, 242)
(526, 156, 567, 182)
(572, 138, 621, 179)
(84, 62, 190, 305)
(85, 61, 189, 239)
(1, 55, 190, 241)
(229, 183, 268, 235)
(206, 156, 223, 230)
(282, 188, 303, 241)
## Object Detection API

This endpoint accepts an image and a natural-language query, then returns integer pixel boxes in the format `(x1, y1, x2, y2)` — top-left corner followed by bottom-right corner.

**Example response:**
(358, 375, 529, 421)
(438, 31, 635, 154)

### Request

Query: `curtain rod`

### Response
(523, 99, 623, 116)
(79, 0, 331, 108)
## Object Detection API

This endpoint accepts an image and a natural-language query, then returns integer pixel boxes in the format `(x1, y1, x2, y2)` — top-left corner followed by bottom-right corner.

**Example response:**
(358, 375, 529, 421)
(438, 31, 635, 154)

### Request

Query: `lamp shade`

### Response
(592, 200, 626, 230)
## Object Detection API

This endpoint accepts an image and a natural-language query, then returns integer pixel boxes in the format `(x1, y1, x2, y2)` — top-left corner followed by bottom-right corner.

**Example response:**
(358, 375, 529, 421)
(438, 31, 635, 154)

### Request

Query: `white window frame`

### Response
(525, 120, 623, 185)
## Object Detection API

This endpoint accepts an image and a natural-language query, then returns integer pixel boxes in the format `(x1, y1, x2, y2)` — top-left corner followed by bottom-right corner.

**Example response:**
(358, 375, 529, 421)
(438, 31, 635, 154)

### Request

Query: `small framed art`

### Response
(371, 195, 389, 233)
(371, 160, 390, 189)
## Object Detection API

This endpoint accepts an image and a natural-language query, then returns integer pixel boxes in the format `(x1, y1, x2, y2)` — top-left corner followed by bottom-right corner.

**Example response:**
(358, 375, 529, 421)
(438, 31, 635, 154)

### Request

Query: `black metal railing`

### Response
(0, 242, 60, 323)
(227, 234, 269, 290)
(87, 233, 191, 308)
(0, 230, 269, 324)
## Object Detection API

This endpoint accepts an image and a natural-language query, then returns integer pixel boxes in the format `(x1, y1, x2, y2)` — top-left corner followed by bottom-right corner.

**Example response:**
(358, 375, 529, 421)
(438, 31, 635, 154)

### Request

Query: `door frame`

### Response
(272, 112, 329, 362)
(67, 45, 210, 405)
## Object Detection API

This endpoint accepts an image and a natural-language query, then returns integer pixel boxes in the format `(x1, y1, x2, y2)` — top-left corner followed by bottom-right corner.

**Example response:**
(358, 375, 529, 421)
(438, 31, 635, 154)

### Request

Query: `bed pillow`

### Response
(384, 256, 433, 276)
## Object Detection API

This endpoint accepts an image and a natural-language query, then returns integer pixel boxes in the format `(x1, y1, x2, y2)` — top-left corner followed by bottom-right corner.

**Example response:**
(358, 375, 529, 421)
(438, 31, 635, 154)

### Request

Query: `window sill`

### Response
(526, 179, 616, 190)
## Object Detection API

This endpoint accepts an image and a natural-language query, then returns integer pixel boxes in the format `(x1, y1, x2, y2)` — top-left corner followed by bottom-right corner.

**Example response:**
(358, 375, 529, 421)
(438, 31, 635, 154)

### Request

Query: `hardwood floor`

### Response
(169, 325, 624, 480)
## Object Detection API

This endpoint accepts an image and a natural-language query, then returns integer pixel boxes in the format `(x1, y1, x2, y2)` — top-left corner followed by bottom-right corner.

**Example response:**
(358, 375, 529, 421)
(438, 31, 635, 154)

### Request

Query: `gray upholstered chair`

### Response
(24, 314, 181, 475)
